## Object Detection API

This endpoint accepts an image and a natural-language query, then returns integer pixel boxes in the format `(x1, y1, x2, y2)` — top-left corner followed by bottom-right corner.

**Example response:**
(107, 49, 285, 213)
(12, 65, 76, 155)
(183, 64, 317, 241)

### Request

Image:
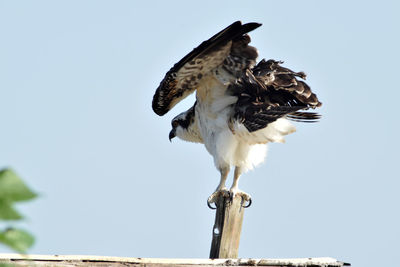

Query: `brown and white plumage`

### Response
(231, 60, 321, 132)
(152, 21, 321, 205)
(152, 21, 261, 116)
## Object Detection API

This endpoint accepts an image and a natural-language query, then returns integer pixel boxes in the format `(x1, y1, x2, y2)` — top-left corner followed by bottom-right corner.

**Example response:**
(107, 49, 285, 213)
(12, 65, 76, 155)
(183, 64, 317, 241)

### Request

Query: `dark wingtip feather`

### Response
(169, 21, 243, 73)
(287, 112, 321, 122)
(169, 21, 260, 74)
(153, 21, 263, 116)
(232, 23, 262, 41)
(242, 22, 262, 31)
(152, 99, 167, 116)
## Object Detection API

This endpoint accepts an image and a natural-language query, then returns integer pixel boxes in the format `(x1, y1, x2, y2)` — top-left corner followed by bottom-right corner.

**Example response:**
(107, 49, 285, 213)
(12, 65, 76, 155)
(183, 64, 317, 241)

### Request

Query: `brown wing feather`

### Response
(232, 61, 322, 132)
(152, 21, 261, 116)
(253, 59, 322, 108)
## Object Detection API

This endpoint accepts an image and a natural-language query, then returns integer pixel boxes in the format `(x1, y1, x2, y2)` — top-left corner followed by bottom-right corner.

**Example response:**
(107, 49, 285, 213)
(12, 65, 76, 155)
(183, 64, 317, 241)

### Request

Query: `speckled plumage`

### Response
(153, 21, 321, 204)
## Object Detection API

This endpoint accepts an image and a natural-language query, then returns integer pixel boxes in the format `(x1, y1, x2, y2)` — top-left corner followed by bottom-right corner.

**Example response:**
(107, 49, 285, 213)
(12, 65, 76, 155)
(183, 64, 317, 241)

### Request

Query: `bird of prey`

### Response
(152, 21, 321, 207)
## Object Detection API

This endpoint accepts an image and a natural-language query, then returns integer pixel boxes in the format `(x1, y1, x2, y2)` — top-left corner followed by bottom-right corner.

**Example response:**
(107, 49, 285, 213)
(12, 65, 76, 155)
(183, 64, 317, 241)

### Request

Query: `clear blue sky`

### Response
(1, 1, 399, 266)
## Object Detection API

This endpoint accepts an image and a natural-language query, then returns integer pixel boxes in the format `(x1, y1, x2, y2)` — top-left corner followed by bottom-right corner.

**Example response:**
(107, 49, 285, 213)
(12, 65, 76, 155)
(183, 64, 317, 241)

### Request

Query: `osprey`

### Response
(152, 21, 321, 207)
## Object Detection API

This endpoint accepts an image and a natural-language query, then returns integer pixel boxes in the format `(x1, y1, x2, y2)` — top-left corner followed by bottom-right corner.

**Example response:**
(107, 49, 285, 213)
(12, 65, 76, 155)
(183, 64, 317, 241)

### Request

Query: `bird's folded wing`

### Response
(232, 61, 322, 132)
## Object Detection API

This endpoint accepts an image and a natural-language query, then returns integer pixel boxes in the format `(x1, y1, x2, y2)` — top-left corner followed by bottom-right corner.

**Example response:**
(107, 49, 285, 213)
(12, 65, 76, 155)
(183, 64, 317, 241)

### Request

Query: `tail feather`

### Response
(287, 111, 321, 123)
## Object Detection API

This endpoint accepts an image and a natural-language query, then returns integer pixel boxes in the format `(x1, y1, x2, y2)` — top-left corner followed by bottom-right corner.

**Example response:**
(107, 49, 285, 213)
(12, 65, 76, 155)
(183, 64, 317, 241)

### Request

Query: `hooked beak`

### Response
(169, 129, 176, 142)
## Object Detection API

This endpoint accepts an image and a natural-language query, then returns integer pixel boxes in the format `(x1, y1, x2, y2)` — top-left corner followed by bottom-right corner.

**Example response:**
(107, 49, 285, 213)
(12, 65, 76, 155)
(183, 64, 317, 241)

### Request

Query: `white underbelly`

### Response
(195, 103, 267, 172)
(194, 72, 294, 172)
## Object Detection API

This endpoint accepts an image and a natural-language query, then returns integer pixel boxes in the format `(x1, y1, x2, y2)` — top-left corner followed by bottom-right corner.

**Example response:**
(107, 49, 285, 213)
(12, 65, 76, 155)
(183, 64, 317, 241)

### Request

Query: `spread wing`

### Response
(231, 60, 322, 132)
(152, 21, 261, 116)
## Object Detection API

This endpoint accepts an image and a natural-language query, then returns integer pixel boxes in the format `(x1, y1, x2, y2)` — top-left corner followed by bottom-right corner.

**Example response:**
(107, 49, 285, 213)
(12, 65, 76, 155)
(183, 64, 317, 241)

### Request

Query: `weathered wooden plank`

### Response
(209, 193, 226, 258)
(209, 192, 247, 258)
(0, 254, 350, 267)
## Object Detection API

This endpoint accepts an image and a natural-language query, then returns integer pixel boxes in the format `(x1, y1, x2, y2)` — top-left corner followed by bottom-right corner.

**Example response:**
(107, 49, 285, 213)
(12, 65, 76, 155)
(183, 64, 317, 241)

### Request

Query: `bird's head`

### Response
(169, 107, 203, 144)
(169, 111, 191, 142)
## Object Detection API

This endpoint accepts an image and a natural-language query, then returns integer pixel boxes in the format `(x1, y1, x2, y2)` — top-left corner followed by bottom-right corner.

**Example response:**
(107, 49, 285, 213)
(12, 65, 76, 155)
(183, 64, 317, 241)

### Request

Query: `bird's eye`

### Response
(172, 121, 179, 128)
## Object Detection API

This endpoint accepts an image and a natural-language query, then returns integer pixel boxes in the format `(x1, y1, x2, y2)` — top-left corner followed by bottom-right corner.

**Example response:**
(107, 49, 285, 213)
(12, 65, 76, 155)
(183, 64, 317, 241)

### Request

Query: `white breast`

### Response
(194, 72, 296, 173)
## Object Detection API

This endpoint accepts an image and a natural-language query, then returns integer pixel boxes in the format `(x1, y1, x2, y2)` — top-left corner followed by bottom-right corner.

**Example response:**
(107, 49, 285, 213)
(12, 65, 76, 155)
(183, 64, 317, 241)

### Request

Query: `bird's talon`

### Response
(207, 200, 217, 210)
(207, 188, 229, 209)
(242, 197, 252, 208)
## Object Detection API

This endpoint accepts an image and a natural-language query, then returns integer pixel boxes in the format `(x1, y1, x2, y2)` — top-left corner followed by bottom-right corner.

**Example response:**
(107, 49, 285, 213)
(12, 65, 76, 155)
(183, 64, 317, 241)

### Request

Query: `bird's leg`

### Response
(207, 167, 230, 205)
(229, 166, 251, 203)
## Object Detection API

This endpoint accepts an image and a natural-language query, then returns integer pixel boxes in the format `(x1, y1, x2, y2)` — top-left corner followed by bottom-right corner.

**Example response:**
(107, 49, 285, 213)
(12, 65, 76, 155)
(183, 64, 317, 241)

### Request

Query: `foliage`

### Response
(0, 168, 36, 253)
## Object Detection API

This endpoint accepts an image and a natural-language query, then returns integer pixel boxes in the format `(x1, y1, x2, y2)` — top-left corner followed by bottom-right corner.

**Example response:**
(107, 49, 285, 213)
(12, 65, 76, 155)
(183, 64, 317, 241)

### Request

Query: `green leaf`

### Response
(0, 169, 37, 202)
(0, 228, 35, 253)
(0, 200, 23, 220)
